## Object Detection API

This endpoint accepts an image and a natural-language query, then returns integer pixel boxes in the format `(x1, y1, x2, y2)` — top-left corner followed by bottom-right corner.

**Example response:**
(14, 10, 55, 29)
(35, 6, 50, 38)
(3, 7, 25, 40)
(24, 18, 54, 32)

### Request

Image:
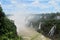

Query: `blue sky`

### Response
(0, 0, 60, 14)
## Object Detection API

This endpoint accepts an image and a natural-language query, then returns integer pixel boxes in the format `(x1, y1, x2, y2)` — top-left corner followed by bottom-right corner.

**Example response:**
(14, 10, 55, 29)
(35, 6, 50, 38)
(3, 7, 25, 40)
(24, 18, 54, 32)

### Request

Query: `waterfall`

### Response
(38, 22, 41, 29)
(48, 25, 56, 37)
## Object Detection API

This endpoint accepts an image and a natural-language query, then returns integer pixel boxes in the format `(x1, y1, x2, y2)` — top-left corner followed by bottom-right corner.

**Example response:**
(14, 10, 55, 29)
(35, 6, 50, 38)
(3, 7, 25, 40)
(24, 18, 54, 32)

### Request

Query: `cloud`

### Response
(0, 1, 1, 4)
(11, 0, 17, 4)
(32, 0, 39, 6)
(48, 0, 60, 12)
(1, 0, 60, 14)
(30, 0, 60, 13)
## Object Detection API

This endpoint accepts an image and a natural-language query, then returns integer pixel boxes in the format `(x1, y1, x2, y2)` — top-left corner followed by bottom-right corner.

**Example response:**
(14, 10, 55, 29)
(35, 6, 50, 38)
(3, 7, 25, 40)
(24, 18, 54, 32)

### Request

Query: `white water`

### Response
(48, 25, 56, 37)
(8, 14, 32, 34)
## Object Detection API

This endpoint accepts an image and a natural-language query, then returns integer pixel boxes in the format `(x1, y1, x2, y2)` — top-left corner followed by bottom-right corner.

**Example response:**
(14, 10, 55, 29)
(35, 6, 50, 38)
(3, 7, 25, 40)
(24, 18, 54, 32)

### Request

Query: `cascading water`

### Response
(48, 25, 56, 37)
(38, 22, 42, 30)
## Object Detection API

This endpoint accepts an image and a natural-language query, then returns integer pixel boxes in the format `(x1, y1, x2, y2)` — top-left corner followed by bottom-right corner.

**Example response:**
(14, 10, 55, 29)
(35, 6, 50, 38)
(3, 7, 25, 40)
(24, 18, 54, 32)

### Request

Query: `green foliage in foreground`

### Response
(0, 6, 23, 40)
(0, 35, 23, 40)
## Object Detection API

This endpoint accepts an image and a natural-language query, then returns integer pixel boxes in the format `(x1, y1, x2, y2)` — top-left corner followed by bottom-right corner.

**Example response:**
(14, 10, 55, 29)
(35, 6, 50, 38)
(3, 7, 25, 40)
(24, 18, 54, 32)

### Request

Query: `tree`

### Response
(0, 6, 5, 17)
(0, 5, 22, 40)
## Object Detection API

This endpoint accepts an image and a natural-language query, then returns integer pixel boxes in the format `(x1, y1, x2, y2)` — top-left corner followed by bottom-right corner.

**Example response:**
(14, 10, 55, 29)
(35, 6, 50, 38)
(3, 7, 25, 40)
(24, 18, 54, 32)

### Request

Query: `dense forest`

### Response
(0, 6, 22, 40)
(27, 13, 60, 40)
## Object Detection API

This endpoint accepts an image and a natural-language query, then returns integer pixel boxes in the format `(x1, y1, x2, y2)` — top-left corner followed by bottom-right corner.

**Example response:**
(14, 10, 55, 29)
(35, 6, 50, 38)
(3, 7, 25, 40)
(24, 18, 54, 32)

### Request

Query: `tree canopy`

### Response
(0, 5, 22, 40)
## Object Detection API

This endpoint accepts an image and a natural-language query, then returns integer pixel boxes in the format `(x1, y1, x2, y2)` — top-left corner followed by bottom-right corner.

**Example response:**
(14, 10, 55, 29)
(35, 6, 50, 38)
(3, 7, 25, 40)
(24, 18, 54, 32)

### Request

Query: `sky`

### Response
(0, 0, 60, 33)
(0, 0, 60, 14)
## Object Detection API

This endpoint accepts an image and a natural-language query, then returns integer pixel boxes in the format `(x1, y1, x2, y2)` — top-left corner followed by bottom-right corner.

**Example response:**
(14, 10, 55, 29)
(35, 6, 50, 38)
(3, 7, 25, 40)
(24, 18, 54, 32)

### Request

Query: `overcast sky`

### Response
(0, 0, 60, 14)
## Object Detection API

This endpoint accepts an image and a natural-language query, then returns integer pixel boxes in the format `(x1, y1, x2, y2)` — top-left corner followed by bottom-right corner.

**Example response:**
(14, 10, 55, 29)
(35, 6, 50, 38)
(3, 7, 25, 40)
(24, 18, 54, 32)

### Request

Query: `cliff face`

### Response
(26, 13, 60, 40)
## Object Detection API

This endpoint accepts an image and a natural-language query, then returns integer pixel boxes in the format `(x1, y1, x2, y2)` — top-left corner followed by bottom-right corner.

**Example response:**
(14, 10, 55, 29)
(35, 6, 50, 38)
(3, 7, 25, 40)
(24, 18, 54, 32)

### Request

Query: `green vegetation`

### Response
(28, 13, 60, 40)
(40, 13, 60, 40)
(39, 13, 60, 34)
(0, 6, 22, 40)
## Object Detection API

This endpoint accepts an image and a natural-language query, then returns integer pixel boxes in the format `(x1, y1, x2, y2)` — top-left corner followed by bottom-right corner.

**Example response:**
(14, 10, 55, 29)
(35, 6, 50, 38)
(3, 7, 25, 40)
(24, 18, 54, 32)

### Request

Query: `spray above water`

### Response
(8, 14, 34, 34)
